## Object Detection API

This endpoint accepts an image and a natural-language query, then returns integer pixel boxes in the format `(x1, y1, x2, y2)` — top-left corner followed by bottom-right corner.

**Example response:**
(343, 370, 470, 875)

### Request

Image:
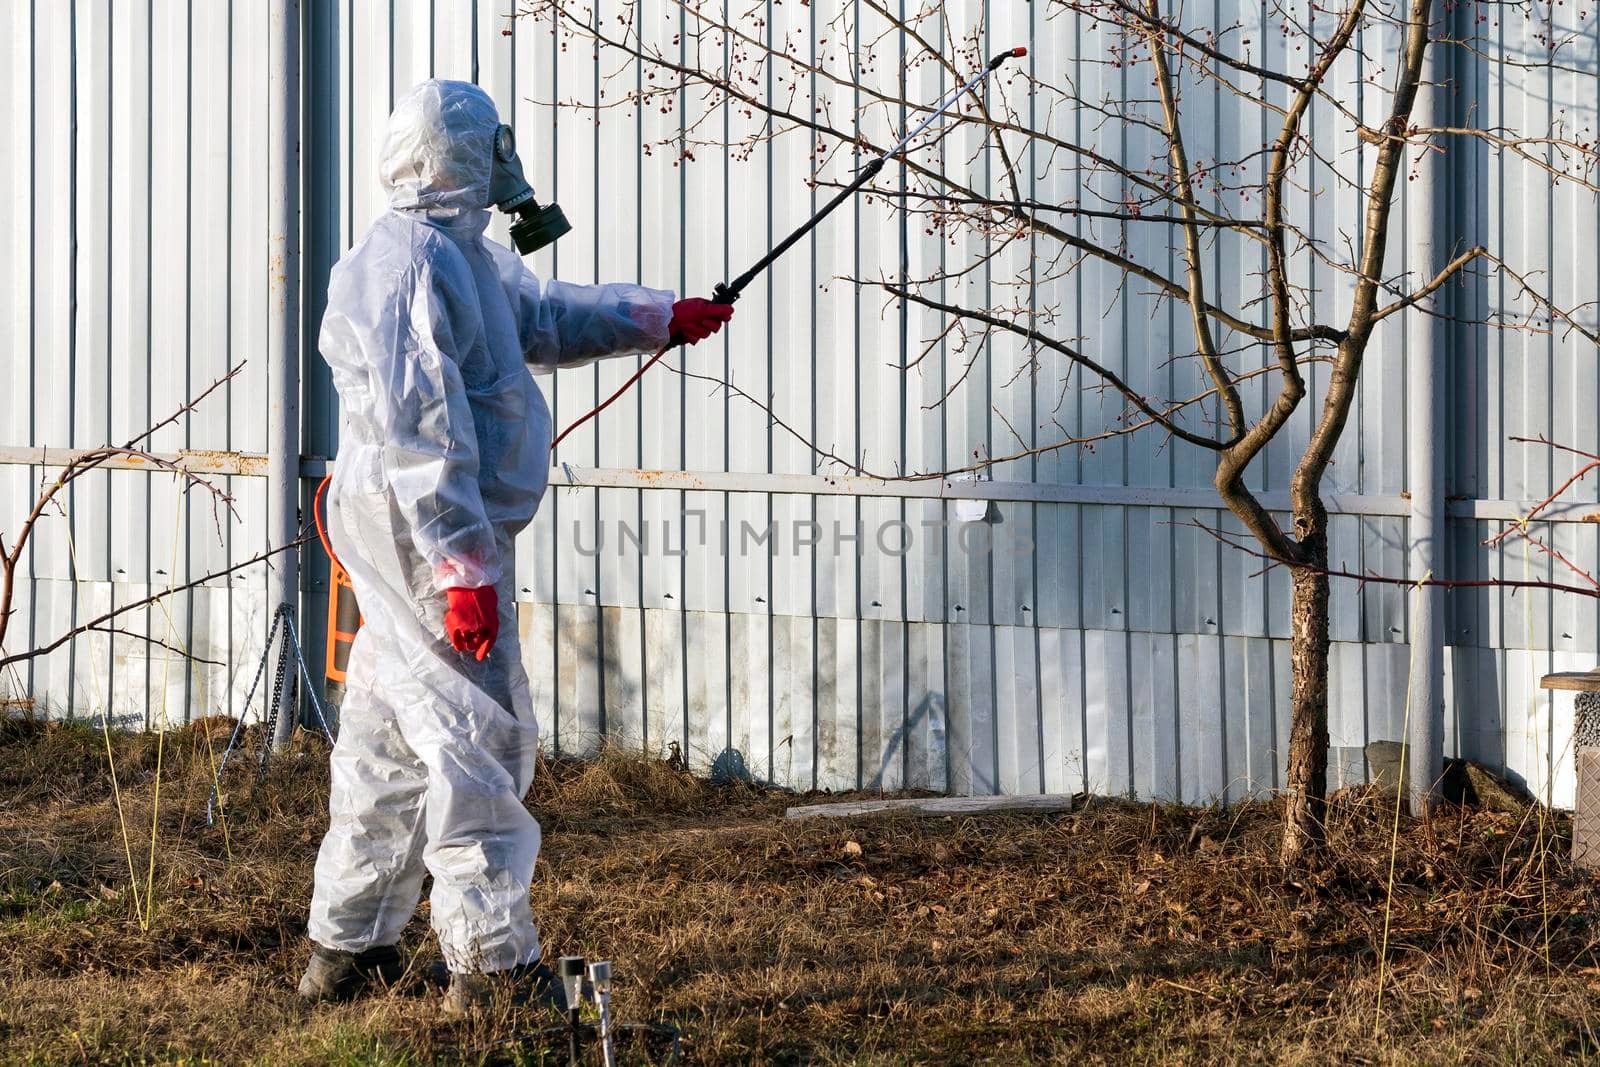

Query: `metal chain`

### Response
(283, 610, 336, 743)
(207, 609, 285, 825)
(255, 622, 294, 786)
(206, 603, 337, 826)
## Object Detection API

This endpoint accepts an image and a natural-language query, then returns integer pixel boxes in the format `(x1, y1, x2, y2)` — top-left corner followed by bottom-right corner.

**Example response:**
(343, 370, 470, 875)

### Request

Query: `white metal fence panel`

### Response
(1, 0, 274, 730)
(5, 0, 1600, 807)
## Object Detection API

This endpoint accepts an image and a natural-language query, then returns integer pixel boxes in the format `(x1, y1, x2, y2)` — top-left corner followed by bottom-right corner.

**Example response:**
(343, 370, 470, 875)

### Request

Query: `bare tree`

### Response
(0, 364, 304, 684)
(527, 0, 1600, 861)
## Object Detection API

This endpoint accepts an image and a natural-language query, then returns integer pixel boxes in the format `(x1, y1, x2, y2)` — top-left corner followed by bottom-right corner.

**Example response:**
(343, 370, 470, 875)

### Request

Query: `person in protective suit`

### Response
(298, 79, 731, 1014)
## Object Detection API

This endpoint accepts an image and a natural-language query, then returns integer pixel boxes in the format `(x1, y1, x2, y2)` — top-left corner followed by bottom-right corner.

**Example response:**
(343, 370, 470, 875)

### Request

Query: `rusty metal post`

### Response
(267, 0, 301, 750)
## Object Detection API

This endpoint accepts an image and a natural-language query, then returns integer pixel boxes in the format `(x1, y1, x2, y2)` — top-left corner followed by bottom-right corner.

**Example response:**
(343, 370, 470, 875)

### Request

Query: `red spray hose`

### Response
(314, 475, 362, 691)
(313, 474, 340, 569)
(550, 340, 675, 451)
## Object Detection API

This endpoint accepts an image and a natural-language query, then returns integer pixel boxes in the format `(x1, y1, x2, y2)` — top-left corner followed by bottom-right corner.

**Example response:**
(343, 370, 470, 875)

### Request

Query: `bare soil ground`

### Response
(3, 717, 1600, 1065)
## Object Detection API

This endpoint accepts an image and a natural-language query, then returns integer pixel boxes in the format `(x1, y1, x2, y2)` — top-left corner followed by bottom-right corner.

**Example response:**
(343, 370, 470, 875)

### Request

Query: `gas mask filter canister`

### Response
(489, 123, 571, 256)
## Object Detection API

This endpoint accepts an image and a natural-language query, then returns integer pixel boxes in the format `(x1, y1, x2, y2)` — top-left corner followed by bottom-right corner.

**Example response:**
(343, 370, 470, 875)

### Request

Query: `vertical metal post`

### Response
(1405, 18, 1446, 814)
(267, 0, 302, 750)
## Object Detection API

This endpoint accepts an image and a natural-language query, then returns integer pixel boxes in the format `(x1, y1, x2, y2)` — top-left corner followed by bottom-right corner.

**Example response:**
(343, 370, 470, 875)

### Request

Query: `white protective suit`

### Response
(308, 79, 674, 973)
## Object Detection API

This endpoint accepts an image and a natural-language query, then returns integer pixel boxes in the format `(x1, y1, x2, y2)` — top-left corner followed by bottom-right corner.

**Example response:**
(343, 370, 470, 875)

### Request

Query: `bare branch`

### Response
(121, 364, 246, 452)
(1483, 438, 1600, 553)
(78, 627, 227, 668)
(1292, 0, 1436, 551)
(1369, 245, 1489, 324)
(1188, 520, 1600, 599)
(885, 284, 1232, 451)
(845, 185, 1268, 230)
(1140, 0, 1245, 441)
(1211, 0, 1366, 564)
(0, 537, 311, 673)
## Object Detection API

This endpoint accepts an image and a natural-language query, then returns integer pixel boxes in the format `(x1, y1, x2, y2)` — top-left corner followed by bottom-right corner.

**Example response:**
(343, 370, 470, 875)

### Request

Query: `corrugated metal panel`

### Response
(7, 1, 1600, 809)
(1, 1, 273, 729)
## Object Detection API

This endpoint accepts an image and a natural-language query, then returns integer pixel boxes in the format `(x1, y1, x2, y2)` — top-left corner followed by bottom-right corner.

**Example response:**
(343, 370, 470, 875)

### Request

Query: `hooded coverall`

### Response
(307, 79, 674, 974)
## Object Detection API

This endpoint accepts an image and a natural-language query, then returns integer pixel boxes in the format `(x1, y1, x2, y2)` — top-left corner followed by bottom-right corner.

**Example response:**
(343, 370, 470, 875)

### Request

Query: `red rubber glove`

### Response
(444, 586, 499, 662)
(669, 298, 734, 345)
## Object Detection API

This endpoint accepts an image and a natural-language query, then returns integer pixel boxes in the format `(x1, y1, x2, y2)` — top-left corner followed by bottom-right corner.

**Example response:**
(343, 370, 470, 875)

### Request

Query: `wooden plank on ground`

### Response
(785, 793, 1077, 821)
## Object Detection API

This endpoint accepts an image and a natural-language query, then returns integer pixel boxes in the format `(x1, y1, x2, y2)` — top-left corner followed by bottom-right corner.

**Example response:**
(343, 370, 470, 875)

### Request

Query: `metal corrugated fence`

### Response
(5, 0, 1598, 806)
(2, 0, 275, 735)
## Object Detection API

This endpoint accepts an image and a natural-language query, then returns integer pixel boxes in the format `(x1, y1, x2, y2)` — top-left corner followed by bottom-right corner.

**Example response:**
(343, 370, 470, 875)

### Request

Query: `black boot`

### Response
(440, 960, 565, 1017)
(297, 943, 405, 1002)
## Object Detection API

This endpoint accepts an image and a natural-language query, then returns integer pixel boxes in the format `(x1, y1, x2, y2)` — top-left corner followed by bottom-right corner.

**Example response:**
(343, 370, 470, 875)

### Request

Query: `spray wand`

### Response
(549, 45, 1028, 453)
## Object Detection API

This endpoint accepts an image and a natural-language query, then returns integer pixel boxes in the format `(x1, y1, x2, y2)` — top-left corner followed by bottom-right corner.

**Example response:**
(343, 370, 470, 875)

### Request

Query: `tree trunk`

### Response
(1281, 532, 1331, 865)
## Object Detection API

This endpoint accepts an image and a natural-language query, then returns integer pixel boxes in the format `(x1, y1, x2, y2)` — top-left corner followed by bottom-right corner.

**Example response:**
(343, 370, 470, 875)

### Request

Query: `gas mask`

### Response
(489, 124, 570, 255)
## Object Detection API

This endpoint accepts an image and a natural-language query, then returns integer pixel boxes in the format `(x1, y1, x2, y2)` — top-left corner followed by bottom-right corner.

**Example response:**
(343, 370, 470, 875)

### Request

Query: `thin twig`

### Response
(0, 537, 312, 672)
(1185, 520, 1600, 599)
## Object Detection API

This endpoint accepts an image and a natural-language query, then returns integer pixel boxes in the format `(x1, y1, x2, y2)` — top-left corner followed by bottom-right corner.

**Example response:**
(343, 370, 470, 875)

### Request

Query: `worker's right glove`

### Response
(669, 298, 734, 345)
(443, 585, 499, 662)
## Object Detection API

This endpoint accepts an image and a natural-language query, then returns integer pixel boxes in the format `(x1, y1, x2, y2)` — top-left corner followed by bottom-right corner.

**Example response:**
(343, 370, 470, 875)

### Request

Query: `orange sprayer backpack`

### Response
(314, 476, 362, 713)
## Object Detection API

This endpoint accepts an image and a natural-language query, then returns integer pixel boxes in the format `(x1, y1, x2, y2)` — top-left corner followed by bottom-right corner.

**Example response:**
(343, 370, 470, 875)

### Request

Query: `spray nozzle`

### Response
(987, 46, 1028, 70)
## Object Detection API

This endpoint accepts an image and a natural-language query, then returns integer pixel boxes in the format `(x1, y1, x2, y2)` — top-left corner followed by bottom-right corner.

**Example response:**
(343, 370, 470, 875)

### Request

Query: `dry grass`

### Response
(3, 716, 1600, 1065)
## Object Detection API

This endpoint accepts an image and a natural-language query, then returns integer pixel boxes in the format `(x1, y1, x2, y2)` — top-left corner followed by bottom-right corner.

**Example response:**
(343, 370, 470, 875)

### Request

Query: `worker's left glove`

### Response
(443, 586, 499, 662)
(669, 298, 734, 345)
